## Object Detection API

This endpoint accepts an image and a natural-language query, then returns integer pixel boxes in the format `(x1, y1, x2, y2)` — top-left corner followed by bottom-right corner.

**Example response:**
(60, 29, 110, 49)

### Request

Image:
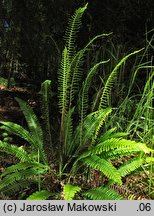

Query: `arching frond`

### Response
(68, 33, 112, 109)
(99, 49, 144, 109)
(0, 122, 34, 146)
(83, 155, 122, 185)
(104, 145, 153, 160)
(0, 141, 33, 161)
(15, 97, 44, 147)
(0, 165, 48, 192)
(1, 162, 49, 178)
(0, 121, 47, 164)
(80, 60, 110, 120)
(72, 108, 112, 152)
(91, 138, 153, 155)
(99, 128, 128, 142)
(118, 156, 154, 177)
(83, 186, 123, 200)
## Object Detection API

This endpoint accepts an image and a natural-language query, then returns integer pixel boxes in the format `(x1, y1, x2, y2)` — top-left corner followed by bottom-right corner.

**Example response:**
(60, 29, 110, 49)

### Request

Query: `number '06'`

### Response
(139, 203, 151, 211)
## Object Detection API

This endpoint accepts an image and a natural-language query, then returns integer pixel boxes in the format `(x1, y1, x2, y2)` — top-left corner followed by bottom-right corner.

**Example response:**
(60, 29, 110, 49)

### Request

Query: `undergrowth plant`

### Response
(0, 3, 154, 200)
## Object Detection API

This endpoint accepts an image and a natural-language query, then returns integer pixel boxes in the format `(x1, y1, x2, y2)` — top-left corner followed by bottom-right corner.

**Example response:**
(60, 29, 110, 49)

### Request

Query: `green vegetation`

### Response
(0, 3, 153, 200)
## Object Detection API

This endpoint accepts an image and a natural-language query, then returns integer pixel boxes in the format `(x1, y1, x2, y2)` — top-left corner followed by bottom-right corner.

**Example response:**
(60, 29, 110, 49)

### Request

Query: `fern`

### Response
(1, 180, 33, 196)
(15, 98, 43, 143)
(68, 33, 112, 108)
(39, 80, 53, 153)
(1, 162, 49, 178)
(64, 3, 88, 64)
(63, 107, 74, 157)
(83, 155, 122, 185)
(71, 108, 112, 155)
(99, 49, 144, 109)
(90, 138, 153, 155)
(26, 190, 53, 200)
(0, 166, 48, 192)
(80, 60, 110, 118)
(118, 156, 154, 177)
(63, 184, 81, 200)
(1, 98, 48, 164)
(99, 128, 128, 142)
(104, 144, 153, 160)
(0, 141, 33, 161)
(0, 122, 34, 146)
(58, 47, 69, 114)
(83, 186, 123, 200)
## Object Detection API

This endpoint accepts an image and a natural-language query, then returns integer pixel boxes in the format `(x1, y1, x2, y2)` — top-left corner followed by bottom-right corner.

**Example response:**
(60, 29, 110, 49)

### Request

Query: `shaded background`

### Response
(0, 0, 154, 86)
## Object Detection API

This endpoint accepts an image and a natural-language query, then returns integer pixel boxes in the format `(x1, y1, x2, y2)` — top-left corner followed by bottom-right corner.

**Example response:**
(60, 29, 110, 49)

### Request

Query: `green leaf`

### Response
(83, 186, 123, 200)
(26, 190, 53, 200)
(83, 155, 122, 185)
(63, 184, 81, 200)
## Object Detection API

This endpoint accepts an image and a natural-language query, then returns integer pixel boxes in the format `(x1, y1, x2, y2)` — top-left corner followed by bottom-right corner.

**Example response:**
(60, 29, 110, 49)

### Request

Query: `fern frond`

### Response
(26, 190, 53, 200)
(91, 138, 153, 155)
(69, 33, 112, 106)
(72, 108, 112, 152)
(0, 141, 33, 161)
(15, 97, 44, 148)
(118, 156, 154, 177)
(39, 80, 53, 152)
(1, 162, 49, 178)
(58, 47, 69, 114)
(99, 128, 128, 142)
(103, 143, 153, 159)
(0, 121, 34, 146)
(0, 166, 48, 192)
(1, 180, 34, 196)
(69, 50, 85, 106)
(63, 107, 74, 156)
(63, 184, 81, 200)
(83, 186, 123, 200)
(82, 108, 112, 146)
(64, 3, 88, 63)
(0, 121, 47, 164)
(83, 155, 122, 184)
(99, 49, 144, 109)
(80, 60, 110, 120)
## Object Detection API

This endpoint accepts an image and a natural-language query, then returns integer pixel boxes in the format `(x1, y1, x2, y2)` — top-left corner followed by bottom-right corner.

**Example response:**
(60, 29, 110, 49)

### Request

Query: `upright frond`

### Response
(64, 3, 88, 63)
(39, 80, 53, 153)
(58, 47, 69, 114)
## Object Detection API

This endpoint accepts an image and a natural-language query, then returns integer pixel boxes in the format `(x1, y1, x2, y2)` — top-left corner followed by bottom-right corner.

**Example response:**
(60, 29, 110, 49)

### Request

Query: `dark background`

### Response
(0, 0, 154, 85)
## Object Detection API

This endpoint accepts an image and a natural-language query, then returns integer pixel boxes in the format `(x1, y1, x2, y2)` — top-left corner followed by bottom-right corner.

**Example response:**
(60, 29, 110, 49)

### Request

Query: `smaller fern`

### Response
(63, 184, 81, 200)
(26, 190, 53, 200)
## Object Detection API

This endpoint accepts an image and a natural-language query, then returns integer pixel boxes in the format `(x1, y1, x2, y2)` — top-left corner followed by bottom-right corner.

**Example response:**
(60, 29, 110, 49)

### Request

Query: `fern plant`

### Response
(0, 3, 154, 200)
(0, 98, 50, 197)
